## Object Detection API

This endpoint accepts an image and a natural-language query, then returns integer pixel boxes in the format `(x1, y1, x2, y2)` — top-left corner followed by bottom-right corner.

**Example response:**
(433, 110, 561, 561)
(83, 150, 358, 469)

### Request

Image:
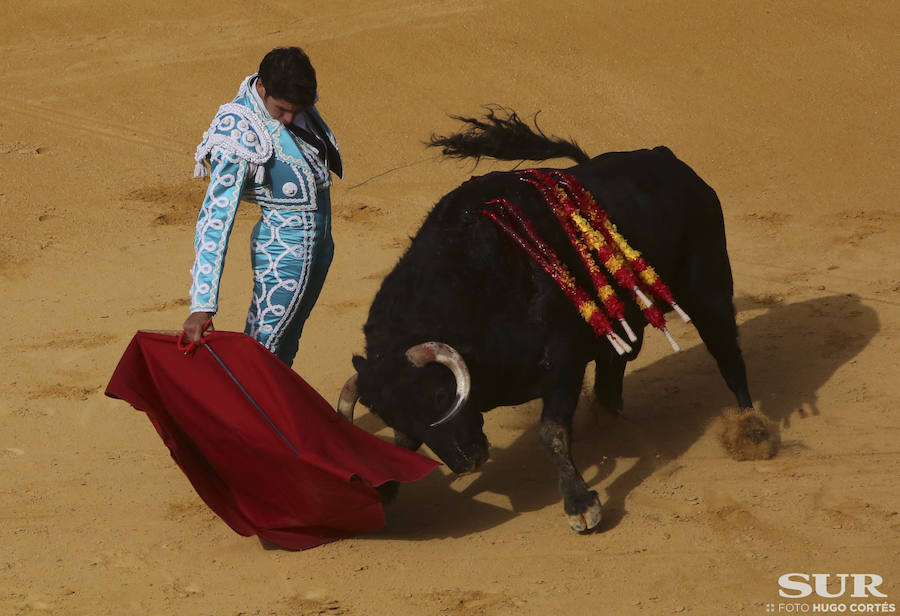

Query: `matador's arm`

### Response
(189, 149, 250, 315)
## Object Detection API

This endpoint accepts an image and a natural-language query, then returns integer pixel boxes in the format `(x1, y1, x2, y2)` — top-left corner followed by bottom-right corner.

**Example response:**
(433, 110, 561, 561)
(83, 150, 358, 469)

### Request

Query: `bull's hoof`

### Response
(568, 496, 603, 533)
(717, 407, 781, 461)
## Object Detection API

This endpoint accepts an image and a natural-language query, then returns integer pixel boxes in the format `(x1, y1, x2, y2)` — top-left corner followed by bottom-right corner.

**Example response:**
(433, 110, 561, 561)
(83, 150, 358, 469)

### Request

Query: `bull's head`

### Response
(338, 342, 489, 473)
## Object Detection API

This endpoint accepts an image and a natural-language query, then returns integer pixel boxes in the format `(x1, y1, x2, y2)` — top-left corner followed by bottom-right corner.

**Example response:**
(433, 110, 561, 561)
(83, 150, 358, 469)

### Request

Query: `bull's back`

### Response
(364, 146, 732, 382)
(571, 147, 731, 295)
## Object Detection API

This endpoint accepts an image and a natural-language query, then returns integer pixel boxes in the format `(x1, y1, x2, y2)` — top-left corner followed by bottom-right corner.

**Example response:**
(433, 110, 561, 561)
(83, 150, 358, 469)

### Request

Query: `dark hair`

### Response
(257, 47, 318, 107)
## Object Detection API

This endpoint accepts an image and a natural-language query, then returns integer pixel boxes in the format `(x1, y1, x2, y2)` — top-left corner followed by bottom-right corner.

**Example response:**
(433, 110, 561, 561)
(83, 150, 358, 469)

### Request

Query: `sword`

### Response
(177, 325, 301, 458)
(203, 341, 302, 458)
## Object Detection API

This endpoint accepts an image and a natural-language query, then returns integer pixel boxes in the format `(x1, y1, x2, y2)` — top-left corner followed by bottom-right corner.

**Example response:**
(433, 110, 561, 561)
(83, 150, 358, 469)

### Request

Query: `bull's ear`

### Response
(352, 354, 368, 372)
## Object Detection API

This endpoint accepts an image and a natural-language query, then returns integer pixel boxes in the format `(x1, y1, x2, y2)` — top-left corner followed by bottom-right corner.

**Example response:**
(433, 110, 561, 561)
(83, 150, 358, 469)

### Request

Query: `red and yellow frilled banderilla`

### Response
(481, 170, 690, 354)
(481, 198, 633, 355)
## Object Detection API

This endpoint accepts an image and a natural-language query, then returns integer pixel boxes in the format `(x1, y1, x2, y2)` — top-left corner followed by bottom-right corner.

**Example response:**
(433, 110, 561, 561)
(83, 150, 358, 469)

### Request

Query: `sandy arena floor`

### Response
(1, 2, 898, 615)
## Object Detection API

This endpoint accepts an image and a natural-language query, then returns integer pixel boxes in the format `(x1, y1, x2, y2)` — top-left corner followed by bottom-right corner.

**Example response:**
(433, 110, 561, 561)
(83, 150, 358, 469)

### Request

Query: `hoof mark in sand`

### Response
(128, 298, 190, 315)
(164, 500, 217, 524)
(278, 593, 349, 615)
(742, 210, 793, 226)
(0, 141, 51, 156)
(823, 209, 898, 247)
(23, 332, 117, 350)
(29, 384, 101, 401)
(363, 268, 391, 281)
(321, 300, 359, 316)
(382, 237, 411, 251)
(424, 589, 522, 615)
(335, 203, 384, 223)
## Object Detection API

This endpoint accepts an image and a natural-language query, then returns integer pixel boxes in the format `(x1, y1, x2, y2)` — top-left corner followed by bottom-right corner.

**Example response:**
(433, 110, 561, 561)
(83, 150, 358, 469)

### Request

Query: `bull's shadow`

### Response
(370, 293, 878, 540)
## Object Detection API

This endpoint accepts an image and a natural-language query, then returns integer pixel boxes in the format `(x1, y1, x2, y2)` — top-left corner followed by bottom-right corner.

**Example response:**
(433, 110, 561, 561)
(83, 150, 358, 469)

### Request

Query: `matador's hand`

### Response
(182, 311, 215, 343)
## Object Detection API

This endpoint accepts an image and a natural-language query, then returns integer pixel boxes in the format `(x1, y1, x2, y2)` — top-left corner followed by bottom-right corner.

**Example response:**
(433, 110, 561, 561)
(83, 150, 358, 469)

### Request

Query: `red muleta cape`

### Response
(105, 330, 439, 550)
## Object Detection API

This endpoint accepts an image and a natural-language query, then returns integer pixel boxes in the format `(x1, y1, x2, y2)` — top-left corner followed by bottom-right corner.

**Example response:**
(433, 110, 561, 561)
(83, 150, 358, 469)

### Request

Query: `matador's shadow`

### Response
(366, 293, 878, 540)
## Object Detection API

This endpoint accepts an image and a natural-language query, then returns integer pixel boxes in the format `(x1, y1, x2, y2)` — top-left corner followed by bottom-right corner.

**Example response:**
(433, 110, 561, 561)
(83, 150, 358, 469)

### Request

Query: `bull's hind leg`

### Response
(687, 292, 779, 459)
(539, 350, 602, 532)
(593, 349, 627, 417)
(593, 328, 644, 416)
(688, 293, 753, 409)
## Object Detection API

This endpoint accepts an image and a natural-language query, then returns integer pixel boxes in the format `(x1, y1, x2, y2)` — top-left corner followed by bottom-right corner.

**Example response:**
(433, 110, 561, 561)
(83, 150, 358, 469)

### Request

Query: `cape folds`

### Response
(105, 330, 439, 550)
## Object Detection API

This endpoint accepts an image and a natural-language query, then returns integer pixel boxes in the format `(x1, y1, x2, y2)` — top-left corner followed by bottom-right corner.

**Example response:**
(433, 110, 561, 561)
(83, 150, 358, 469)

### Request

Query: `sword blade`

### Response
(203, 342, 302, 458)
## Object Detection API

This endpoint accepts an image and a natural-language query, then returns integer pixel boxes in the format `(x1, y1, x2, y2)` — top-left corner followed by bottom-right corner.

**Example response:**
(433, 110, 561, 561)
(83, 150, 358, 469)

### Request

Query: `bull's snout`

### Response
(457, 448, 489, 475)
(440, 439, 490, 475)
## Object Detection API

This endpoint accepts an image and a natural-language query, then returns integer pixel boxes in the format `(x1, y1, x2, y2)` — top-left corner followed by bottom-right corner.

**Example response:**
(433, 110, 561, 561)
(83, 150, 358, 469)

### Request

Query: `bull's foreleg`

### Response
(394, 431, 423, 451)
(377, 431, 424, 505)
(540, 420, 602, 532)
(539, 364, 602, 532)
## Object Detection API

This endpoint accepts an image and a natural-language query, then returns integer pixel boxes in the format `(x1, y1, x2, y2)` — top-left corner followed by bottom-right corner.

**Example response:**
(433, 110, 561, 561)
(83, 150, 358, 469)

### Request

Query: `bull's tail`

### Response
(428, 107, 591, 165)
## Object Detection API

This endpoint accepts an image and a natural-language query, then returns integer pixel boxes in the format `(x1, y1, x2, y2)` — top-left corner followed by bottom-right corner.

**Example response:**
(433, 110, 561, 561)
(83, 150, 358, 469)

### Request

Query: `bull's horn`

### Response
(405, 342, 471, 427)
(336, 374, 359, 422)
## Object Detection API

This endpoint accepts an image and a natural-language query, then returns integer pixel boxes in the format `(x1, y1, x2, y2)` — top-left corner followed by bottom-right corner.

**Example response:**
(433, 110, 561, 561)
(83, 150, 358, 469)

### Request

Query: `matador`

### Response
(183, 47, 342, 365)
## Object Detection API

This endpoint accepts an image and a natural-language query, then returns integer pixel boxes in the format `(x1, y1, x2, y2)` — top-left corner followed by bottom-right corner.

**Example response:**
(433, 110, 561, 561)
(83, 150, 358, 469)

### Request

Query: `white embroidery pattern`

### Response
(189, 150, 248, 312)
(245, 208, 316, 349)
(194, 103, 273, 167)
(250, 161, 316, 210)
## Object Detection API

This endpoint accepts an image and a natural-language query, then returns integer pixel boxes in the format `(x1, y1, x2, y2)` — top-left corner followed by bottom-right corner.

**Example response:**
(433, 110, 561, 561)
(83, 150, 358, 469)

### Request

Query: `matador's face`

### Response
(255, 80, 306, 126)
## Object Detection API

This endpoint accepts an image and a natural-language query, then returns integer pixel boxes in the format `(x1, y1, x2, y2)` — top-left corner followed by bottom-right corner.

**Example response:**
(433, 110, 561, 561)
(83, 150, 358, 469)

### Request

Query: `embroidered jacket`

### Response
(189, 74, 342, 314)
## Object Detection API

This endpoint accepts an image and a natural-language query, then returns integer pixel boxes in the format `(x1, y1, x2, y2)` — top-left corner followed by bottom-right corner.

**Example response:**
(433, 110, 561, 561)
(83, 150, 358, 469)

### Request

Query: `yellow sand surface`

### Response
(1, 2, 898, 614)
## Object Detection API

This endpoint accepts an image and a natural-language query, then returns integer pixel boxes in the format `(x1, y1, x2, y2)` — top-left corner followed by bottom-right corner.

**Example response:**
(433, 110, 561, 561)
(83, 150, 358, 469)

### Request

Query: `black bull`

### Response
(338, 111, 778, 532)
